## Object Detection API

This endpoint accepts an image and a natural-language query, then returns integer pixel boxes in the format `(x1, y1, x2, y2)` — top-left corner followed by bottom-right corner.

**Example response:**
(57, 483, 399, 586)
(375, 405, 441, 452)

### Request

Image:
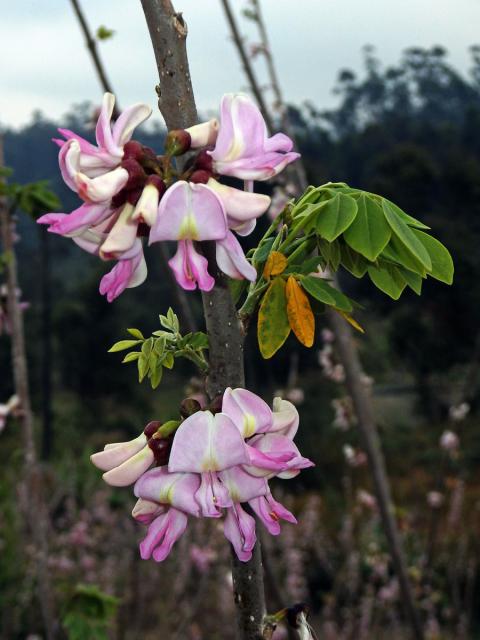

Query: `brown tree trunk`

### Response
(139, 2, 268, 638)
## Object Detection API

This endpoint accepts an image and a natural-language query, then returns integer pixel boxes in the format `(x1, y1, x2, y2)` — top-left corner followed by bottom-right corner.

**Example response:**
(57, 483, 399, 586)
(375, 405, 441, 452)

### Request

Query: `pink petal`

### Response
(168, 240, 215, 292)
(231, 219, 257, 236)
(99, 252, 147, 302)
(132, 498, 166, 524)
(206, 178, 270, 228)
(150, 181, 227, 243)
(100, 203, 138, 258)
(132, 183, 161, 227)
(95, 92, 121, 157)
(222, 387, 272, 438)
(248, 493, 297, 535)
(270, 398, 299, 439)
(216, 232, 257, 281)
(245, 434, 314, 479)
(76, 167, 129, 203)
(219, 465, 268, 503)
(186, 119, 219, 148)
(224, 504, 256, 562)
(134, 466, 201, 517)
(195, 471, 232, 517)
(112, 103, 152, 147)
(168, 410, 250, 473)
(59, 139, 81, 191)
(90, 434, 148, 471)
(37, 203, 111, 237)
(139, 508, 188, 561)
(102, 446, 154, 486)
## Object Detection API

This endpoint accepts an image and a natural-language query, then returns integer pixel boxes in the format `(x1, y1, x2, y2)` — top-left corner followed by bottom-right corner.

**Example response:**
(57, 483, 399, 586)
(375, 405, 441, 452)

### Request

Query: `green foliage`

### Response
(62, 584, 118, 640)
(109, 308, 209, 388)
(0, 166, 60, 218)
(257, 277, 291, 358)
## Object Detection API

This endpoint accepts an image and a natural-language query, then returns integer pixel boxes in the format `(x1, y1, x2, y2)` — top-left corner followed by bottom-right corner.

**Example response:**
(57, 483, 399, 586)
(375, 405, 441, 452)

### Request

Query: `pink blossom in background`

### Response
(440, 429, 459, 452)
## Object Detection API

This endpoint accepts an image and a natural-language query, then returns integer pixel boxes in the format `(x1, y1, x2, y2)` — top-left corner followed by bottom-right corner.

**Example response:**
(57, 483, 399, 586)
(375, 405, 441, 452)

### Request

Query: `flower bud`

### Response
(144, 420, 162, 438)
(180, 397, 202, 418)
(111, 188, 128, 209)
(165, 129, 191, 156)
(209, 395, 223, 415)
(148, 433, 174, 466)
(123, 140, 144, 161)
(194, 150, 213, 172)
(185, 119, 219, 148)
(189, 169, 211, 184)
(121, 158, 147, 190)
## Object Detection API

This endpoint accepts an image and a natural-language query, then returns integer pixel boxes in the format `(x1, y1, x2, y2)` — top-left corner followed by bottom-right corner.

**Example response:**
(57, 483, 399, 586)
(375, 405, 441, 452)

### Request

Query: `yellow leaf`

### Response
(263, 251, 287, 278)
(337, 309, 365, 333)
(285, 276, 315, 348)
(257, 278, 291, 359)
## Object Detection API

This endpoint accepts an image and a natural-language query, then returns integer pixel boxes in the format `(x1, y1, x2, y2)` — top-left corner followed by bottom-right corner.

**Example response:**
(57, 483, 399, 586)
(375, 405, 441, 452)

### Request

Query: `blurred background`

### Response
(1, 1, 480, 638)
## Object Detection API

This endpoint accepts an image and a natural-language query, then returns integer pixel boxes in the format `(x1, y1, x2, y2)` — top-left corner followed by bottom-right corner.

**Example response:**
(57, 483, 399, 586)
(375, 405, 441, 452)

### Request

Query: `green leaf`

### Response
(159, 308, 179, 333)
(318, 239, 341, 272)
(257, 278, 291, 359)
(398, 268, 423, 295)
(340, 244, 368, 278)
(301, 276, 354, 312)
(382, 198, 430, 229)
(138, 354, 149, 382)
(127, 328, 144, 340)
(367, 264, 407, 299)
(108, 339, 142, 353)
(141, 337, 154, 356)
(315, 192, 358, 241)
(381, 235, 427, 276)
(162, 352, 175, 369)
(382, 200, 432, 270)
(412, 230, 454, 284)
(150, 364, 163, 389)
(122, 351, 140, 363)
(285, 254, 324, 276)
(252, 238, 275, 264)
(154, 336, 166, 357)
(344, 194, 391, 260)
(189, 332, 209, 350)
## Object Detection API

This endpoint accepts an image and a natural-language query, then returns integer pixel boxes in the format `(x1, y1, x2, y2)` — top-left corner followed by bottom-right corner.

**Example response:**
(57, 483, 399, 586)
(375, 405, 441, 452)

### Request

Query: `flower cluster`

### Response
(38, 92, 299, 301)
(91, 388, 313, 562)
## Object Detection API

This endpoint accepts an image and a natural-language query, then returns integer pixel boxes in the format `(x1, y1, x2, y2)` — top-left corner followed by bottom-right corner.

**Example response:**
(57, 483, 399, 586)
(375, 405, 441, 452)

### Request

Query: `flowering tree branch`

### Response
(140, 1, 268, 638)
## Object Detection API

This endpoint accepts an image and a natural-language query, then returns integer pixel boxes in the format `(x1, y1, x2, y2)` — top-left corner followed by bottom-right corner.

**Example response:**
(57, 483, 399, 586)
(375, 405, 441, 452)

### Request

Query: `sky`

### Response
(1, 0, 480, 129)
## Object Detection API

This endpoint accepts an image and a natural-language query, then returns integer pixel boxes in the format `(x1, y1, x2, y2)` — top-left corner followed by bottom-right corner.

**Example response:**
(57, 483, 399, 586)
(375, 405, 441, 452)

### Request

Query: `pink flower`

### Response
(90, 433, 154, 487)
(208, 94, 300, 180)
(149, 181, 256, 291)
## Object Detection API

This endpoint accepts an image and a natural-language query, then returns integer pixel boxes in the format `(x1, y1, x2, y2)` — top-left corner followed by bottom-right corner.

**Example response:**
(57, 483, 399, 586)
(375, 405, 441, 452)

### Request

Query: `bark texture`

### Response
(140, 2, 267, 637)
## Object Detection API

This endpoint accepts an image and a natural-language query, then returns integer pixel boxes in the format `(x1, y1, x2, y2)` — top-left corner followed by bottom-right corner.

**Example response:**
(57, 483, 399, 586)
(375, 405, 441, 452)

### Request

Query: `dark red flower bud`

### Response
(111, 188, 128, 209)
(144, 420, 162, 438)
(123, 140, 144, 161)
(194, 150, 213, 172)
(180, 397, 202, 419)
(126, 187, 143, 206)
(121, 158, 147, 190)
(209, 395, 223, 415)
(165, 129, 192, 156)
(148, 433, 174, 466)
(189, 170, 211, 184)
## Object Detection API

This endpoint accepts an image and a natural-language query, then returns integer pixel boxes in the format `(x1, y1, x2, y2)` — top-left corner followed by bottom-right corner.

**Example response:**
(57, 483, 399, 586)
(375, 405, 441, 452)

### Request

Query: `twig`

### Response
(327, 309, 424, 640)
(225, 3, 424, 635)
(0, 139, 57, 638)
(70, 0, 197, 332)
(139, 1, 268, 637)
(69, 0, 119, 116)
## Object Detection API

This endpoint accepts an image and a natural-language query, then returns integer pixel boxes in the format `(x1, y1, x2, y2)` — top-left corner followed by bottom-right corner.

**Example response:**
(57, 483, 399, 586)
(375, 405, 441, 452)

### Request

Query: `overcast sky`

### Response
(1, 0, 479, 129)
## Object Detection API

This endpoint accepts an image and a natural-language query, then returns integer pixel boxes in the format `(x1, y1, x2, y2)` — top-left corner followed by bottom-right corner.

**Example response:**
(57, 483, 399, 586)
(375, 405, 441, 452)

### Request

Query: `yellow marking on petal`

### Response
(243, 413, 256, 438)
(178, 213, 199, 240)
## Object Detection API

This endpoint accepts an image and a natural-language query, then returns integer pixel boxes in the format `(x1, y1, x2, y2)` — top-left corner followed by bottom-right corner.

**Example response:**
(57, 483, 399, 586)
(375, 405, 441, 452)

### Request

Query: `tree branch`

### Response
(139, 2, 268, 637)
